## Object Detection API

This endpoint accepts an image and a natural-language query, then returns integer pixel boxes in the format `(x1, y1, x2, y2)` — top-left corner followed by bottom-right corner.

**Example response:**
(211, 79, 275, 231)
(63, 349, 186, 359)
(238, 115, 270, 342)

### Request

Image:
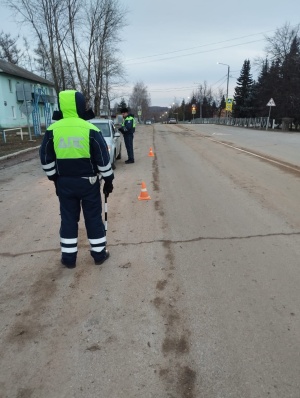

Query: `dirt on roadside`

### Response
(0, 133, 43, 158)
(0, 133, 43, 169)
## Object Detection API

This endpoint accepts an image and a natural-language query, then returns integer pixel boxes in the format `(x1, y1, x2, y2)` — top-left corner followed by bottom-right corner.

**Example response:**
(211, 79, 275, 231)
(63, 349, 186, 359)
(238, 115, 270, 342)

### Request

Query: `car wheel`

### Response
(116, 144, 122, 160)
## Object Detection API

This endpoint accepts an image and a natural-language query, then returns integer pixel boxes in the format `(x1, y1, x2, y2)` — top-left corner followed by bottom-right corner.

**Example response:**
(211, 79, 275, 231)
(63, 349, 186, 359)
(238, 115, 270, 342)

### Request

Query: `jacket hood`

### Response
(59, 90, 85, 119)
(52, 90, 95, 120)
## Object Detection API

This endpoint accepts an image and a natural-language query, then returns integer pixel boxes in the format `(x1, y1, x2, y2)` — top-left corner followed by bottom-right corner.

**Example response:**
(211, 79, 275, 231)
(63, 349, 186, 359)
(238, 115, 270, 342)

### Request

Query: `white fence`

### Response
(2, 127, 23, 143)
(184, 117, 275, 130)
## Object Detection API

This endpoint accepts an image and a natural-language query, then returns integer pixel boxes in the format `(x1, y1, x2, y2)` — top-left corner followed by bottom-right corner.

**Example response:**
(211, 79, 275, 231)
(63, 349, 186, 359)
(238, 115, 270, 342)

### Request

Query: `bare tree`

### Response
(87, 0, 126, 114)
(195, 81, 213, 104)
(102, 49, 127, 116)
(0, 31, 21, 64)
(34, 42, 52, 80)
(4, 0, 71, 92)
(4, 0, 127, 108)
(129, 81, 151, 118)
(264, 22, 300, 64)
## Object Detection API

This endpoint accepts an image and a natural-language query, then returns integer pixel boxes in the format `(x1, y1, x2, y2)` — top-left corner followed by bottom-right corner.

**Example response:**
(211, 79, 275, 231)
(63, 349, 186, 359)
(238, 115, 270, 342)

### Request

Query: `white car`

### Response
(89, 118, 122, 170)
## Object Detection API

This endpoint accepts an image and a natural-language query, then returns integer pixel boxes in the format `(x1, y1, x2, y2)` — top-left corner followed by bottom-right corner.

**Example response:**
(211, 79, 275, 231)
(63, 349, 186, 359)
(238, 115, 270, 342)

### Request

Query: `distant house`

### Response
(0, 60, 56, 130)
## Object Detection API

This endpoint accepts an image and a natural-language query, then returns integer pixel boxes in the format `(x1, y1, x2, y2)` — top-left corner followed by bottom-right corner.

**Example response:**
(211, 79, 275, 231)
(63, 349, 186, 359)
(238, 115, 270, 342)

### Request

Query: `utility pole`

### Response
(217, 62, 230, 118)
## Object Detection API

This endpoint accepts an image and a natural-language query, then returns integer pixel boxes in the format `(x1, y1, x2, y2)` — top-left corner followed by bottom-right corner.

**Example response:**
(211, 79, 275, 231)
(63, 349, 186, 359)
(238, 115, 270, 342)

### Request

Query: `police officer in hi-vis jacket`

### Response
(40, 90, 114, 269)
(119, 107, 136, 163)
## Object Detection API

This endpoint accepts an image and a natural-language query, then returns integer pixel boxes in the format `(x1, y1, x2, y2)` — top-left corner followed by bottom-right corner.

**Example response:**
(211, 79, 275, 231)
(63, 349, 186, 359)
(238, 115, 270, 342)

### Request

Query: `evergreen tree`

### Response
(202, 96, 209, 118)
(211, 100, 217, 117)
(256, 58, 283, 120)
(252, 59, 271, 117)
(118, 98, 127, 111)
(219, 95, 226, 117)
(180, 99, 185, 121)
(186, 95, 197, 121)
(233, 59, 255, 118)
(280, 36, 300, 120)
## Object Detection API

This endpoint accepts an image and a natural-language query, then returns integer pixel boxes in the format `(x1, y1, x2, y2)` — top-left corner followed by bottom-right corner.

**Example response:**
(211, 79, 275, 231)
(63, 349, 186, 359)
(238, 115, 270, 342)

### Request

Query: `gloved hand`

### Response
(103, 180, 113, 197)
(118, 127, 124, 134)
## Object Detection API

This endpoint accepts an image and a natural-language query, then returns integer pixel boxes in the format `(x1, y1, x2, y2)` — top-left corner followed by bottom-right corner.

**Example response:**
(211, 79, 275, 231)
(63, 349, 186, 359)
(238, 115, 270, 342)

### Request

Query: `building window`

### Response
(8, 79, 12, 92)
(12, 106, 16, 119)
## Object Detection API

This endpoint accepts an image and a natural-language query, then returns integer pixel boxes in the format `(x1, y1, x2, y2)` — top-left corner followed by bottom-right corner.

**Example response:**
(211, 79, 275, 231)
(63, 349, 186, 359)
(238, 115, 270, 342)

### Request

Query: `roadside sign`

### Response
(266, 98, 276, 131)
(226, 98, 233, 111)
(266, 98, 276, 107)
(138, 111, 142, 116)
(19, 102, 33, 116)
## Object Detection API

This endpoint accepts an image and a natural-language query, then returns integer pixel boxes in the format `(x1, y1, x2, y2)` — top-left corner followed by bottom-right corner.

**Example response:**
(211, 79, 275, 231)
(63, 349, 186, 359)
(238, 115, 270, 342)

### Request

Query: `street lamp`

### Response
(217, 62, 230, 102)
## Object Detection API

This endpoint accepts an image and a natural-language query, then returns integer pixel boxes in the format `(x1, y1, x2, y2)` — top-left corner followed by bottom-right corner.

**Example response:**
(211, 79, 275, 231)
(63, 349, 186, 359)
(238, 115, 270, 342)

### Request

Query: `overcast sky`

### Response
(1, 0, 300, 106)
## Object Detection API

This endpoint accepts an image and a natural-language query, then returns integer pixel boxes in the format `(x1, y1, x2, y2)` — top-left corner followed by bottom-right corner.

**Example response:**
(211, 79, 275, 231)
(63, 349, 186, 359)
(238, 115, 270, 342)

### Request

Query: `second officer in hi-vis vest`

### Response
(40, 90, 114, 269)
(119, 107, 136, 163)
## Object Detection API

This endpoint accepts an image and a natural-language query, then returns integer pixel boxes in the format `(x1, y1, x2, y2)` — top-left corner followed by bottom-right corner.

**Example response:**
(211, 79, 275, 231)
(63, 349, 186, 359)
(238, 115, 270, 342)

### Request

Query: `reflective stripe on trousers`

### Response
(57, 176, 106, 264)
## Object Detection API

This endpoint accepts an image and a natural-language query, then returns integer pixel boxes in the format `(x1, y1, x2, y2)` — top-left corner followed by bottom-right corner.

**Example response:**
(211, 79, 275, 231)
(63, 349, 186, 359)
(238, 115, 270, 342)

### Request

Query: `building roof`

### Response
(0, 59, 54, 86)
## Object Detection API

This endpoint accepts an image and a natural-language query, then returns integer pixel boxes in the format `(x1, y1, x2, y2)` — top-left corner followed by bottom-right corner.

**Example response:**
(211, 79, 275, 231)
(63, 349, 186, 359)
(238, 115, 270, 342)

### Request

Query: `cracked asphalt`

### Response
(0, 123, 300, 397)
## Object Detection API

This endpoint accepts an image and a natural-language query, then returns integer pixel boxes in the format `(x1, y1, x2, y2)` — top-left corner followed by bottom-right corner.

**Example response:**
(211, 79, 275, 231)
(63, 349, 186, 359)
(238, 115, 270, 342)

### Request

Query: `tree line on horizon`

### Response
(233, 32, 300, 127)
(1, 12, 299, 127)
(169, 23, 300, 128)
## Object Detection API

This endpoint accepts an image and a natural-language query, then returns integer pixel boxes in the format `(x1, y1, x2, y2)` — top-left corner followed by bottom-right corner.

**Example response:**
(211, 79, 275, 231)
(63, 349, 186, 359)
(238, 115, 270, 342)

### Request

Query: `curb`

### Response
(0, 146, 40, 161)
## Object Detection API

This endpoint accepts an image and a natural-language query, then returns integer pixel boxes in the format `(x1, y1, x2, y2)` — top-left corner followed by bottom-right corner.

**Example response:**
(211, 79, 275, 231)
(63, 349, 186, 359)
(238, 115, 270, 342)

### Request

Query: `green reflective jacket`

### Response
(40, 90, 113, 180)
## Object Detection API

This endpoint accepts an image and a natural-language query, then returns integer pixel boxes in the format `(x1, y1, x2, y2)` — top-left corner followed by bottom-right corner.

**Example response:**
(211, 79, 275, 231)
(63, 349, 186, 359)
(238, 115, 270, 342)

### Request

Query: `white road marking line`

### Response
(206, 137, 300, 173)
(212, 133, 231, 136)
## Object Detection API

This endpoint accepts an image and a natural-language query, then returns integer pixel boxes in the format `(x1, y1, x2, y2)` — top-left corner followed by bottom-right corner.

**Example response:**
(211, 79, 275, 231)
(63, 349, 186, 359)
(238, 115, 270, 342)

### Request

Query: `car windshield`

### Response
(90, 122, 110, 137)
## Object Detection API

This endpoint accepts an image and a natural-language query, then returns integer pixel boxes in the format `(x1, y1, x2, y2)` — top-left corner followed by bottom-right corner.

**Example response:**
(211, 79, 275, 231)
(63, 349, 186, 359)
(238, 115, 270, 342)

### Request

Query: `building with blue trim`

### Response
(0, 60, 56, 130)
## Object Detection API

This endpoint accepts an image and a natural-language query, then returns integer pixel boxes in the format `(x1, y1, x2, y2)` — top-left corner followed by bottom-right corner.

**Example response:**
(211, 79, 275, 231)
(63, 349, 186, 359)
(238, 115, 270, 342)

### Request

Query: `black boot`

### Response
(61, 258, 76, 269)
(94, 249, 110, 265)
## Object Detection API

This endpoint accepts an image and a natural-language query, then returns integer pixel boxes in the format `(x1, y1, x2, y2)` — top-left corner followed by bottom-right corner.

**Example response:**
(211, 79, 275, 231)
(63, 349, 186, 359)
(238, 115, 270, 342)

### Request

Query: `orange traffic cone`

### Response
(138, 181, 151, 200)
(148, 147, 154, 157)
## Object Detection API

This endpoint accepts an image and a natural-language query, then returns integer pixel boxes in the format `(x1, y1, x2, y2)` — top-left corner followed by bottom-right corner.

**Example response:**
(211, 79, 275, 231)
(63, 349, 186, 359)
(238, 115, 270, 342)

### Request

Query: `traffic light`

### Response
(191, 104, 196, 114)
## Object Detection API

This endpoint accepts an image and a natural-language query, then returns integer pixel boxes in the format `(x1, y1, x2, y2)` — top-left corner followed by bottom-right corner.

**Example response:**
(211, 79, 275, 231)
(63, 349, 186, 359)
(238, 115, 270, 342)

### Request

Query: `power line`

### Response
(124, 29, 274, 62)
(125, 39, 265, 65)
(211, 74, 228, 87)
(125, 23, 300, 64)
(216, 77, 229, 90)
(148, 76, 230, 94)
(148, 74, 233, 94)
(149, 85, 199, 93)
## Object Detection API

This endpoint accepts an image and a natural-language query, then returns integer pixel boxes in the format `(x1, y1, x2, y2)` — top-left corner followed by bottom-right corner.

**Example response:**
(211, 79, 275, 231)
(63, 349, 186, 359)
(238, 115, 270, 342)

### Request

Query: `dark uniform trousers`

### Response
(123, 133, 134, 161)
(57, 176, 106, 265)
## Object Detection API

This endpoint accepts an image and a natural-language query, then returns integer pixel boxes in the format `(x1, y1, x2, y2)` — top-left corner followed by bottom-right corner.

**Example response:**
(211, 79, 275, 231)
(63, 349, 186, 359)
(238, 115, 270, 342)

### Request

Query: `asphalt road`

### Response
(0, 123, 300, 398)
(195, 123, 300, 166)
